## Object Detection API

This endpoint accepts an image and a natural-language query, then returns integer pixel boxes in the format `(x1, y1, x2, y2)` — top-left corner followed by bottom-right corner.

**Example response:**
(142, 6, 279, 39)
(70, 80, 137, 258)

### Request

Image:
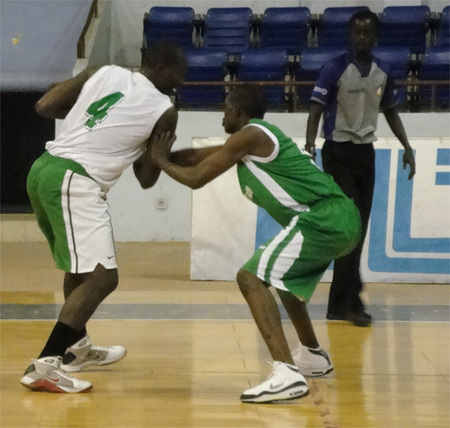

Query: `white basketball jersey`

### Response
(46, 65, 173, 192)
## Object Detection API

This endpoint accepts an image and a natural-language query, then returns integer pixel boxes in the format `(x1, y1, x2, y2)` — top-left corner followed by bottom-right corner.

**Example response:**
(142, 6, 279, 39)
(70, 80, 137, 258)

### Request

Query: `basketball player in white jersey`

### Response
(21, 41, 187, 393)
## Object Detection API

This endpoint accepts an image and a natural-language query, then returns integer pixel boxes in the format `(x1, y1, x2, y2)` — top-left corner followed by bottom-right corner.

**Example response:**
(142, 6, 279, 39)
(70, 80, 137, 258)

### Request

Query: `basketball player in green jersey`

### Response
(151, 85, 361, 404)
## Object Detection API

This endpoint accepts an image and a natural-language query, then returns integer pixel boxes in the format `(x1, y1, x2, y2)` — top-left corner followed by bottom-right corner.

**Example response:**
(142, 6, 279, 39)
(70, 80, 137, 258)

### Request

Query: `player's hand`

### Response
(403, 147, 416, 180)
(304, 143, 316, 160)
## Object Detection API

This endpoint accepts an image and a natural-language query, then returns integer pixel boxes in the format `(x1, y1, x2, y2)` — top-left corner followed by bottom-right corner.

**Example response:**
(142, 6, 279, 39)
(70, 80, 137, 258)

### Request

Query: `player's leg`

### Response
(59, 266, 118, 331)
(271, 207, 359, 377)
(59, 266, 126, 373)
(21, 159, 124, 392)
(64, 271, 84, 300)
(37, 267, 119, 360)
(276, 290, 333, 377)
(52, 172, 125, 372)
(275, 290, 318, 348)
(237, 217, 315, 403)
(22, 157, 93, 392)
(237, 269, 309, 403)
(237, 269, 294, 363)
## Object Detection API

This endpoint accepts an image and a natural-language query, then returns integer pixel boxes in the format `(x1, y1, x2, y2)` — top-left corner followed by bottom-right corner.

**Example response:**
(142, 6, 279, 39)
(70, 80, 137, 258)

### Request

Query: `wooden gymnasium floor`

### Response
(1, 241, 449, 428)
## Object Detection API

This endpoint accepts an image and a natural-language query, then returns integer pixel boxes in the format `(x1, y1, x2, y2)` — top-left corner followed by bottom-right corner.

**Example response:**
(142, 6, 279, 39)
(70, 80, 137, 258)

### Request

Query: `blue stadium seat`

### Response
(418, 46, 450, 110)
(317, 6, 370, 48)
(436, 6, 450, 47)
(235, 48, 289, 109)
(202, 8, 253, 54)
(296, 47, 346, 106)
(143, 7, 196, 48)
(378, 6, 431, 55)
(372, 46, 412, 106)
(258, 7, 311, 55)
(178, 49, 228, 108)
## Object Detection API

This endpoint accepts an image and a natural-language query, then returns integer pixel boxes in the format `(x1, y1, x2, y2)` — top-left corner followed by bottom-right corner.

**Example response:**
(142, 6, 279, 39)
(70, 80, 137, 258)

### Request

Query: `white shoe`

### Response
(240, 361, 309, 403)
(20, 356, 93, 393)
(60, 336, 126, 373)
(292, 343, 334, 377)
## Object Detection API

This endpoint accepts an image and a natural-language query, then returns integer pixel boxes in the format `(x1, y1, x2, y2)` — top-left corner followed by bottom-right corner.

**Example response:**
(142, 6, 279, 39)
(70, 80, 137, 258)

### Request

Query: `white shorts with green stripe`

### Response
(27, 152, 117, 274)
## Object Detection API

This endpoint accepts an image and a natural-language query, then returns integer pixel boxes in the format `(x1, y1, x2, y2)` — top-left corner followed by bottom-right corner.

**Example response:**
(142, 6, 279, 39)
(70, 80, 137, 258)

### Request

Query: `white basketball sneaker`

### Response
(20, 356, 92, 393)
(292, 343, 334, 377)
(240, 361, 309, 403)
(61, 336, 126, 373)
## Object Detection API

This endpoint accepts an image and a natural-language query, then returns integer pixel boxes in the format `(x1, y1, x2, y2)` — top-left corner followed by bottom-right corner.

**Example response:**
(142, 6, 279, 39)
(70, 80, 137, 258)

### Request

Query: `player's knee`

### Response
(104, 271, 119, 295)
(236, 269, 256, 295)
(236, 269, 248, 286)
(105, 274, 119, 294)
(93, 264, 119, 297)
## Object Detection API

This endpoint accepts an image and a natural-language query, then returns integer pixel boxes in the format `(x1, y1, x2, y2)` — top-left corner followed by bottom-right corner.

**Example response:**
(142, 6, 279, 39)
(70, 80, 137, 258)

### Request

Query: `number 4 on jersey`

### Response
(85, 92, 124, 130)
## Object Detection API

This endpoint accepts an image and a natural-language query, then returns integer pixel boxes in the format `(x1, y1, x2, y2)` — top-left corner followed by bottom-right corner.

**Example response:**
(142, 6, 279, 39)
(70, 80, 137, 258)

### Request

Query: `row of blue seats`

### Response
(177, 45, 449, 111)
(143, 6, 450, 56)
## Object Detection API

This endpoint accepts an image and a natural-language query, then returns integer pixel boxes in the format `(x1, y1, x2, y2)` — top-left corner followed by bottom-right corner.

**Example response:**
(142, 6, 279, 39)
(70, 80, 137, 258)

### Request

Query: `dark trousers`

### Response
(321, 140, 375, 315)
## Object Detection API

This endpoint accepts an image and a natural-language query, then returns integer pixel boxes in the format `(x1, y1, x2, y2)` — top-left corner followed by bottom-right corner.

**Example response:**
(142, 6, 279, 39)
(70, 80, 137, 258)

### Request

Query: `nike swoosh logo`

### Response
(86, 351, 101, 361)
(107, 255, 114, 259)
(269, 382, 284, 390)
(45, 375, 60, 383)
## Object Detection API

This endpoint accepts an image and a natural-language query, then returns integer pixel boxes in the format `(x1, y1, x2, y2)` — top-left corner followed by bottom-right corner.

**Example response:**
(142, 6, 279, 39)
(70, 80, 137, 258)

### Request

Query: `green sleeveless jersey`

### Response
(237, 119, 349, 227)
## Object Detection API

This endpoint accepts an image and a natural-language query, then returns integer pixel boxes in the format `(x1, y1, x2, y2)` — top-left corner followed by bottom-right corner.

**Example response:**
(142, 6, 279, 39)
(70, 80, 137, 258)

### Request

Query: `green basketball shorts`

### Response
(241, 199, 361, 302)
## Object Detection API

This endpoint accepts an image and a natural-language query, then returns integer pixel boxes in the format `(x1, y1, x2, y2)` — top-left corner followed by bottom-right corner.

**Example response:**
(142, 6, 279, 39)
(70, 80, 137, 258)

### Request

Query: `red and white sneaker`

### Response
(61, 336, 126, 373)
(20, 356, 92, 393)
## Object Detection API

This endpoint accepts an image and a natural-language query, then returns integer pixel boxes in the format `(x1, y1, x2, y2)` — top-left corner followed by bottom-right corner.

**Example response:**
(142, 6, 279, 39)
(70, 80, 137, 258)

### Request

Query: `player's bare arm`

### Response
(133, 106, 178, 189)
(383, 107, 416, 180)
(152, 125, 272, 189)
(169, 146, 223, 167)
(35, 66, 101, 119)
(305, 101, 323, 159)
